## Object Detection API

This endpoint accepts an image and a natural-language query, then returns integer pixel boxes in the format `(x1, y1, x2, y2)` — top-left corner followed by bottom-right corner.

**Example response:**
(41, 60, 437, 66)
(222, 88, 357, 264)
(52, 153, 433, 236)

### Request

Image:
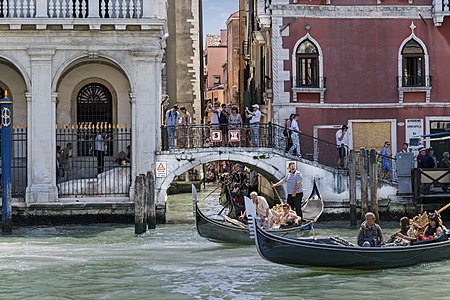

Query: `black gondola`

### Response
(192, 181, 324, 245)
(244, 197, 450, 270)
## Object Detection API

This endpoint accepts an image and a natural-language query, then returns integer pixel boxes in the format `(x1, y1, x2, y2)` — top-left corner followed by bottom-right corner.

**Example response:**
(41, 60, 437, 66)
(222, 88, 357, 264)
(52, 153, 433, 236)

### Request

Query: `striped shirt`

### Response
(283, 170, 303, 194)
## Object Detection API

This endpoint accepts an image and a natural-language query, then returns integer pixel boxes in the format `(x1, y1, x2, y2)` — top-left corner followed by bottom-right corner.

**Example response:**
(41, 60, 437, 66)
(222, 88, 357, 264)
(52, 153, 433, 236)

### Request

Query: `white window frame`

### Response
(291, 33, 326, 103)
(397, 33, 431, 103)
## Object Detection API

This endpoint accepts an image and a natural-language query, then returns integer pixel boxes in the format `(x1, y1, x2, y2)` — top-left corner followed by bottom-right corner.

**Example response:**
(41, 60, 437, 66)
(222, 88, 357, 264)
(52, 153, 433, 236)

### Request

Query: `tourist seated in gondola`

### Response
(389, 217, 415, 245)
(357, 212, 385, 247)
(271, 203, 301, 229)
(240, 191, 272, 228)
(420, 213, 445, 240)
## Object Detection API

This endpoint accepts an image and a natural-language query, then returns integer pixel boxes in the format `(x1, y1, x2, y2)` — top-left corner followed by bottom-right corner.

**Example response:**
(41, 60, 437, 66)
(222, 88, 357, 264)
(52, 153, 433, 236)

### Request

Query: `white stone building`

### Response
(0, 0, 168, 204)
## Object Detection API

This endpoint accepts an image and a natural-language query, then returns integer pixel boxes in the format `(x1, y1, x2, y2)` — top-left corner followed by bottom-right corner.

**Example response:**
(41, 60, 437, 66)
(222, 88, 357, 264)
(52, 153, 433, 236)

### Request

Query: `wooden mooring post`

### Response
(135, 172, 156, 234)
(349, 150, 357, 227)
(135, 174, 147, 234)
(369, 148, 379, 222)
(360, 148, 369, 221)
(146, 171, 156, 230)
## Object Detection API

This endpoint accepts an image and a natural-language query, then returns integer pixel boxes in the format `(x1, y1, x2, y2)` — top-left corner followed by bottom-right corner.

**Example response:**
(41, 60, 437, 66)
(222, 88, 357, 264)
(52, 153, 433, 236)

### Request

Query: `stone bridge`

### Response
(154, 147, 368, 214)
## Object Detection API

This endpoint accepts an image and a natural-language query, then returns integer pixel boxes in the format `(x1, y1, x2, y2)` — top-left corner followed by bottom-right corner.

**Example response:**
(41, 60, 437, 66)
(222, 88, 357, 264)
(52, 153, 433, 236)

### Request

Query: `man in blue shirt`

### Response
(165, 105, 179, 149)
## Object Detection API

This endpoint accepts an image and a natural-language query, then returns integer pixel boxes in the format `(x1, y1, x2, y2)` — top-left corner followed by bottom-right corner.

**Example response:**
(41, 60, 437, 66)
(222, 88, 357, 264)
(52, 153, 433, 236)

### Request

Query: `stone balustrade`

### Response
(433, 0, 450, 26)
(0, 0, 157, 19)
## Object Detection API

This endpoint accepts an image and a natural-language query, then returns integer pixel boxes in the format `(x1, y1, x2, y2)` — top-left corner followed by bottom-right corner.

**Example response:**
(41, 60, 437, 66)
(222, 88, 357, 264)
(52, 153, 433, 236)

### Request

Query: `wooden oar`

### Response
(271, 182, 283, 203)
(201, 184, 222, 202)
(438, 202, 450, 214)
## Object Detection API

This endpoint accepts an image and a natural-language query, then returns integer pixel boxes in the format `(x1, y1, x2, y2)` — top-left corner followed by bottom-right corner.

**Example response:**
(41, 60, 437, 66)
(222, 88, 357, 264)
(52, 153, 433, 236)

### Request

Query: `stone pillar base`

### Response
(26, 185, 59, 203)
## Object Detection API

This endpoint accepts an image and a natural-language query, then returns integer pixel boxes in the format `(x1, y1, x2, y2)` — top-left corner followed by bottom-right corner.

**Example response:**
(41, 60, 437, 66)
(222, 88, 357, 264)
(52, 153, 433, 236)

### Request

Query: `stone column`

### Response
(131, 50, 163, 178)
(26, 49, 58, 203)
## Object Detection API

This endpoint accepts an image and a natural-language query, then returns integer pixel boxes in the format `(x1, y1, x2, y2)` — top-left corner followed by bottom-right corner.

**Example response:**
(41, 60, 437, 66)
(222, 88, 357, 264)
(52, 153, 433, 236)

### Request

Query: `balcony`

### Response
(0, 0, 164, 30)
(292, 76, 327, 103)
(432, 0, 450, 26)
(397, 75, 432, 103)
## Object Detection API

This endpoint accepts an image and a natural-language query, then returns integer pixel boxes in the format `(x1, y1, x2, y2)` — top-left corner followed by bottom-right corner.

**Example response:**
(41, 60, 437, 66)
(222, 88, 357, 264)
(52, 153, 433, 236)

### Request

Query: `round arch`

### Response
(70, 78, 118, 125)
(0, 53, 31, 92)
(156, 152, 289, 201)
(52, 53, 135, 93)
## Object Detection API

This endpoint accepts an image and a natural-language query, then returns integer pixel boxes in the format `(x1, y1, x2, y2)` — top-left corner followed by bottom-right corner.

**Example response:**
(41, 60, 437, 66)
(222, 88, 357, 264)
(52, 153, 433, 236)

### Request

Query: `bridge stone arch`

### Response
(155, 148, 292, 207)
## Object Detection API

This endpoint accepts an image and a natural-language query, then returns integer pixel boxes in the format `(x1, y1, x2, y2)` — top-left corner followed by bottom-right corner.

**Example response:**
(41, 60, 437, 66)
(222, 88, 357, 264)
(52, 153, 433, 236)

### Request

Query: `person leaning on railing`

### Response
(245, 104, 261, 147)
(164, 105, 179, 149)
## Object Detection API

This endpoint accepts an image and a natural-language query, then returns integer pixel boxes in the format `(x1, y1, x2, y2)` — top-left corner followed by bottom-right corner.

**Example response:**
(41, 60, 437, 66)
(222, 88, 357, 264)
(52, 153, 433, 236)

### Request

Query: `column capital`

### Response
(27, 48, 56, 61)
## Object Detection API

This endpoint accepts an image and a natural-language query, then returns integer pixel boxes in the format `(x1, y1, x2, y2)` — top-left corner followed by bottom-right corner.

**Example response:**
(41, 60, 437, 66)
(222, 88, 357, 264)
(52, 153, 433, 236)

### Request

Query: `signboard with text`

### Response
(156, 162, 167, 178)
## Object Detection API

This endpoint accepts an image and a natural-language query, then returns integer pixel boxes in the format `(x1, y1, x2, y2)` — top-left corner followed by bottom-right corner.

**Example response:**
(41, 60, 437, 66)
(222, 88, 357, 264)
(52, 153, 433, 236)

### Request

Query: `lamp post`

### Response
(1, 90, 12, 234)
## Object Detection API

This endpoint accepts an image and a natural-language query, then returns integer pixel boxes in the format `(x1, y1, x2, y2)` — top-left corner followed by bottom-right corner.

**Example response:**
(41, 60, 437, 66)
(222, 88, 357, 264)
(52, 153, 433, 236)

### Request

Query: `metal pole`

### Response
(360, 148, 368, 221)
(1, 91, 12, 234)
(369, 148, 379, 222)
(349, 150, 357, 227)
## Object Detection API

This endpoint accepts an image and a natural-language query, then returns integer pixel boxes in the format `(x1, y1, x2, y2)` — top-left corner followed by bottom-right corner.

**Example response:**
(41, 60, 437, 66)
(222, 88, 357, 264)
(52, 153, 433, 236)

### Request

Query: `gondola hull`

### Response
(244, 194, 450, 269)
(196, 208, 255, 245)
(253, 225, 450, 269)
(193, 185, 317, 245)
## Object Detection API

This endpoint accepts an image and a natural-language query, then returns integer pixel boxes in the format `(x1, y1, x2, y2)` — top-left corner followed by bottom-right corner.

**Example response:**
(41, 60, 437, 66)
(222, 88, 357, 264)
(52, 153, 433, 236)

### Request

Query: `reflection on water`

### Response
(0, 184, 448, 299)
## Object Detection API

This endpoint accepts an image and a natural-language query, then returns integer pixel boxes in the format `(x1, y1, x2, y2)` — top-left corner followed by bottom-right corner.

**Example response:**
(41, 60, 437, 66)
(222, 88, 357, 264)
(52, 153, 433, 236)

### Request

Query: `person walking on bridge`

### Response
(288, 114, 301, 158)
(272, 162, 304, 220)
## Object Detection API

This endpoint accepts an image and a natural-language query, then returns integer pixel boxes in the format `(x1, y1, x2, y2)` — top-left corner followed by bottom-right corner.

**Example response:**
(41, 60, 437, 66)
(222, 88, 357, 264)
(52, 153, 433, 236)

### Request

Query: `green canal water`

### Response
(0, 185, 449, 299)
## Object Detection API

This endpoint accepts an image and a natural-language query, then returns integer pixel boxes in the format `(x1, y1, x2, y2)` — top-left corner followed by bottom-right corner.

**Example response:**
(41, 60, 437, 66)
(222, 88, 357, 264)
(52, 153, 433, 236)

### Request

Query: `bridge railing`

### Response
(160, 123, 342, 168)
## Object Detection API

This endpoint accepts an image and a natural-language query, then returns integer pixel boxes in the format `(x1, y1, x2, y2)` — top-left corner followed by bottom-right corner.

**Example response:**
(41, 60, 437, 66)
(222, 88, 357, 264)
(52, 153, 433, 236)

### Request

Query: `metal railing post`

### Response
(268, 122, 273, 148)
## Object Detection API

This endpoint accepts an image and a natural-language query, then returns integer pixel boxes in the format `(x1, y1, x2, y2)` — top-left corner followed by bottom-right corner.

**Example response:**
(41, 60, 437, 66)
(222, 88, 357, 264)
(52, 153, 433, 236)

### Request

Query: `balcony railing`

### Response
(397, 75, 432, 88)
(0, 0, 147, 19)
(295, 76, 326, 89)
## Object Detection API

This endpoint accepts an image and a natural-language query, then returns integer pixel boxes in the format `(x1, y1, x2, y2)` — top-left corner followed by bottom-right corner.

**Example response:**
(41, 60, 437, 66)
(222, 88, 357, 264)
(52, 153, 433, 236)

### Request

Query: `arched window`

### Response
(401, 40, 425, 87)
(76, 83, 113, 156)
(77, 82, 112, 127)
(296, 40, 319, 87)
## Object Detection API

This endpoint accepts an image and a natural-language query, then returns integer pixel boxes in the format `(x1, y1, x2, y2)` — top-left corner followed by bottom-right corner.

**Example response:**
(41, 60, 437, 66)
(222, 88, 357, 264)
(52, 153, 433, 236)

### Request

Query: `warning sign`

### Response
(210, 130, 222, 142)
(228, 130, 241, 142)
(156, 162, 167, 178)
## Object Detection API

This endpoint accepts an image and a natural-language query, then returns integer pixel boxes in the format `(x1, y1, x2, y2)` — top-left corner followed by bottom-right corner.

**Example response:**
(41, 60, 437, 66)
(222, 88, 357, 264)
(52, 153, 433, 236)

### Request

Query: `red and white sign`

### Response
(210, 130, 222, 142)
(156, 162, 167, 177)
(228, 130, 241, 142)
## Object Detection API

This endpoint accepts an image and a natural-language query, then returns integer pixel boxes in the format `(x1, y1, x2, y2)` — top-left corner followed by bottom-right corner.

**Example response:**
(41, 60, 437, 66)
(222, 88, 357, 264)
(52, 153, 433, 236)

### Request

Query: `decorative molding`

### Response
(272, 102, 450, 109)
(271, 5, 433, 19)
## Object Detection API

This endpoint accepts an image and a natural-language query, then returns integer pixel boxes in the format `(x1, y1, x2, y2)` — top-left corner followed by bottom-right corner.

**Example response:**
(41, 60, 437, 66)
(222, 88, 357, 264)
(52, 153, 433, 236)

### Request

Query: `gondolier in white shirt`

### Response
(272, 162, 303, 220)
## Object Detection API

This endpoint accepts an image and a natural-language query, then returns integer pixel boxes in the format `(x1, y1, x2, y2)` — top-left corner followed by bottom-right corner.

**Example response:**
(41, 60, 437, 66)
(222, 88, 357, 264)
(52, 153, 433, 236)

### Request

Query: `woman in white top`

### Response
(228, 106, 242, 146)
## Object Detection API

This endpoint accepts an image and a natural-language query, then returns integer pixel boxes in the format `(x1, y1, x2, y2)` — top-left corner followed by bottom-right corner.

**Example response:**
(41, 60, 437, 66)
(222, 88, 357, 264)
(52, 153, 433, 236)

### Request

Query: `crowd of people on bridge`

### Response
(163, 102, 262, 149)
